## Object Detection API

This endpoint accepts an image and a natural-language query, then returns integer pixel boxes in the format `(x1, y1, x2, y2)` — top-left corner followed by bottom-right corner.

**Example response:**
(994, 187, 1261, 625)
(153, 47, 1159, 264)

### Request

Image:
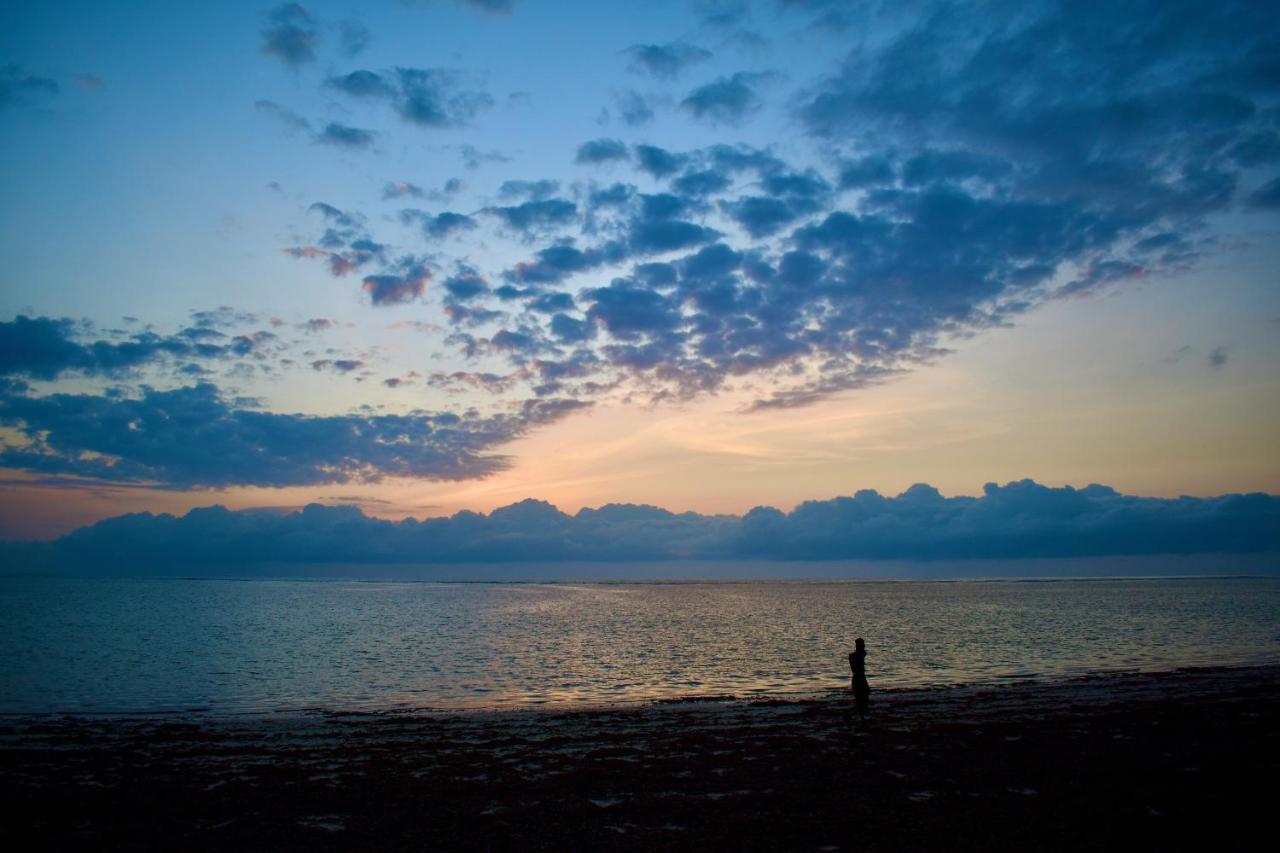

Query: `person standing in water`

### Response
(849, 637, 870, 723)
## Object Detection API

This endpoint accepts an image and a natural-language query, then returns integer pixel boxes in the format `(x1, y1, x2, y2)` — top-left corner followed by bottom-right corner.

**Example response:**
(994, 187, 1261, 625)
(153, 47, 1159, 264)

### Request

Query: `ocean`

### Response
(2, 575, 1278, 714)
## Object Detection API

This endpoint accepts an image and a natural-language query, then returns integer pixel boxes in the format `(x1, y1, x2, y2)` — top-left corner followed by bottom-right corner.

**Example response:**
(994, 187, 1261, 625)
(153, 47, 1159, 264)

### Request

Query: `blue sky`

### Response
(1, 0, 1278, 539)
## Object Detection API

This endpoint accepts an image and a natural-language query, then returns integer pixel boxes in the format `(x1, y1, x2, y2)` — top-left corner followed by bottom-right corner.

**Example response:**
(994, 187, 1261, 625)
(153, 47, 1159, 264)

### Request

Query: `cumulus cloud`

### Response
(633, 144, 688, 179)
(400, 209, 477, 240)
(327, 67, 493, 128)
(310, 358, 364, 373)
(0, 381, 588, 488)
(484, 198, 578, 234)
(260, 4, 318, 68)
(680, 72, 771, 124)
(243, 2, 1280, 422)
(362, 259, 431, 305)
(625, 42, 712, 79)
(12, 481, 1276, 567)
(0, 315, 280, 381)
(575, 138, 630, 164)
(316, 121, 375, 148)
(498, 179, 560, 201)
(615, 90, 657, 126)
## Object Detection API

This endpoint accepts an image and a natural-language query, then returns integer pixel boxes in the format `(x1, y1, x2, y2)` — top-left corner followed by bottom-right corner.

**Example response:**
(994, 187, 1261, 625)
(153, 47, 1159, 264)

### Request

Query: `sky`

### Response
(1, 0, 1278, 542)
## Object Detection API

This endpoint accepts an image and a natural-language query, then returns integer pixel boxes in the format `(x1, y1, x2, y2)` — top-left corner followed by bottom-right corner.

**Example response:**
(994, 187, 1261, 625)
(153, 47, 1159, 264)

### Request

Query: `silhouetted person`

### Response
(849, 637, 869, 724)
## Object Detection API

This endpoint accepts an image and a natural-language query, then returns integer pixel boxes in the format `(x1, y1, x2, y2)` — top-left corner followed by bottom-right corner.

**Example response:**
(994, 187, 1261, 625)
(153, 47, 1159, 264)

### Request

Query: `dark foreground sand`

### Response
(3, 665, 1277, 851)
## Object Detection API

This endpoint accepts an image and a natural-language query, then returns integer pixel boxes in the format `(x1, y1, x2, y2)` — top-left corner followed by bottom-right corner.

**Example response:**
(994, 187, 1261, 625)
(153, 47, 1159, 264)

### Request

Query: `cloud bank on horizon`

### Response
(1, 0, 1278, 506)
(7, 481, 1277, 569)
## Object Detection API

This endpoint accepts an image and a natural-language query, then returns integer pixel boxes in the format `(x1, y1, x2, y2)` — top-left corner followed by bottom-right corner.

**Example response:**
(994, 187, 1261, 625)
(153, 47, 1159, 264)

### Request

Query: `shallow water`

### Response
(2, 575, 1278, 713)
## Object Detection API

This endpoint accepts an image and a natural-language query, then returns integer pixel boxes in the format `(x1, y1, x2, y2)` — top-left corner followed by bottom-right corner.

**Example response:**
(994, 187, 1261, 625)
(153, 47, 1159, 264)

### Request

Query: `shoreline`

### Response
(5, 658, 1280, 721)
(3, 664, 1277, 849)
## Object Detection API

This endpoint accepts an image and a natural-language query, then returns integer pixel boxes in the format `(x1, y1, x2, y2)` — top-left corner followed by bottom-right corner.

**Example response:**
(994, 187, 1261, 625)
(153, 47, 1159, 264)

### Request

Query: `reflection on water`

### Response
(2, 575, 1278, 713)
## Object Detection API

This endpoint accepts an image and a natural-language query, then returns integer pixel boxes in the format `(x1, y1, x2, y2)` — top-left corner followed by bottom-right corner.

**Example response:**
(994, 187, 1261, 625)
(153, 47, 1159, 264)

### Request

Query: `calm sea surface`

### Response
(2, 576, 1278, 714)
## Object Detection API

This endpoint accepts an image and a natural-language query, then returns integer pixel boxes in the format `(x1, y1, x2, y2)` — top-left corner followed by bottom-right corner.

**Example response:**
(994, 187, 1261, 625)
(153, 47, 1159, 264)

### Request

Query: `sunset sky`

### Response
(2, 0, 1278, 540)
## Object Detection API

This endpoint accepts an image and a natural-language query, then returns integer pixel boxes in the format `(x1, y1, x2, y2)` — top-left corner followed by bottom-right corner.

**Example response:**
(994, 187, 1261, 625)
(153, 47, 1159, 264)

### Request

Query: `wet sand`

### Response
(2, 665, 1277, 850)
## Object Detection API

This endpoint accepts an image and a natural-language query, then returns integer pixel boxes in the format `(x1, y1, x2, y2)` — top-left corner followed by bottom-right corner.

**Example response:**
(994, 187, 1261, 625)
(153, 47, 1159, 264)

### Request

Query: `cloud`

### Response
(457, 0, 518, 13)
(672, 169, 732, 197)
(0, 382, 589, 489)
(260, 4, 318, 68)
(498, 179, 560, 200)
(362, 260, 430, 305)
(627, 219, 719, 255)
(484, 198, 578, 234)
(265, 3, 1280, 413)
(625, 42, 713, 79)
(301, 318, 337, 333)
(443, 271, 490, 300)
(288, 202, 432, 291)
(395, 67, 493, 126)
(257, 102, 377, 149)
(460, 145, 509, 170)
(575, 138, 630, 164)
(310, 358, 364, 373)
(1248, 177, 1280, 210)
(401, 209, 478, 239)
(316, 121, 375, 148)
(13, 481, 1277, 566)
(1208, 345, 1231, 369)
(585, 279, 682, 339)
(720, 196, 799, 237)
(504, 242, 620, 286)
(383, 181, 425, 199)
(338, 20, 370, 56)
(255, 99, 311, 134)
(633, 144, 688, 179)
(615, 91, 657, 126)
(0, 64, 59, 110)
(72, 73, 105, 92)
(326, 69, 395, 98)
(327, 67, 493, 127)
(680, 72, 771, 124)
(0, 315, 281, 381)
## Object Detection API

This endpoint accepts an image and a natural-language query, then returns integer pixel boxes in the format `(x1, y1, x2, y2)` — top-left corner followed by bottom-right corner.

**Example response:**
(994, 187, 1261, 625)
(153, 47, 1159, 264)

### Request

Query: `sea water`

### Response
(2, 575, 1278, 713)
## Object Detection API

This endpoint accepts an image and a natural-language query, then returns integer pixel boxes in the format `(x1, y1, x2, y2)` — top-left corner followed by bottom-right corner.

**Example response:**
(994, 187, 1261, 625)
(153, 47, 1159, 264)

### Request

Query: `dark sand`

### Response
(3, 665, 1277, 851)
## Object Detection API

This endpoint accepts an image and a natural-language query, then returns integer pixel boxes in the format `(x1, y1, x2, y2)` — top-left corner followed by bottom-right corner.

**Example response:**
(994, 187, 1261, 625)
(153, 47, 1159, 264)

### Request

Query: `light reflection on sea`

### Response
(2, 576, 1278, 714)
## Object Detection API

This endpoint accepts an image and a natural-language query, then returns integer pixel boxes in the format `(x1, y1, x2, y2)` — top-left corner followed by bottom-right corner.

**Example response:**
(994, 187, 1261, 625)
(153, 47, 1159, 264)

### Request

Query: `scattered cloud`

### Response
(401, 209, 478, 240)
(0, 64, 58, 110)
(260, 4, 318, 68)
(575, 138, 630, 165)
(327, 67, 493, 128)
(0, 382, 588, 488)
(316, 121, 375, 148)
(625, 42, 712, 79)
(680, 72, 772, 124)
(615, 90, 657, 126)
(0, 315, 281, 381)
(255, 99, 311, 134)
(338, 19, 370, 57)
(362, 259, 431, 305)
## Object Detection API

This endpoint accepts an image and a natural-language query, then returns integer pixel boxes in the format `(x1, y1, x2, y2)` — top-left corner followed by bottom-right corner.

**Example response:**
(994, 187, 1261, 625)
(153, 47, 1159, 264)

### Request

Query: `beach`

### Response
(2, 664, 1276, 850)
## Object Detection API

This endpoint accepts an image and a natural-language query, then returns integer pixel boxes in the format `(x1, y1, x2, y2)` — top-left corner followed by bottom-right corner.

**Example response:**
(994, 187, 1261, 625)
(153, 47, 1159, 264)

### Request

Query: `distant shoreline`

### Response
(3, 551, 1278, 580)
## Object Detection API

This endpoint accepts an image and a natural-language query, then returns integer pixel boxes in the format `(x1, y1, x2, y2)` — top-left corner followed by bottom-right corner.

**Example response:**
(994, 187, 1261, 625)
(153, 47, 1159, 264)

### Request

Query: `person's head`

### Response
(855, 637, 865, 650)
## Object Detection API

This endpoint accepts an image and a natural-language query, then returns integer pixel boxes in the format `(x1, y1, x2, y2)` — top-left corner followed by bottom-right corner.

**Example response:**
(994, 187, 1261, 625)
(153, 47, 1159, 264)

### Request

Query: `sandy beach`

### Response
(2, 665, 1277, 850)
